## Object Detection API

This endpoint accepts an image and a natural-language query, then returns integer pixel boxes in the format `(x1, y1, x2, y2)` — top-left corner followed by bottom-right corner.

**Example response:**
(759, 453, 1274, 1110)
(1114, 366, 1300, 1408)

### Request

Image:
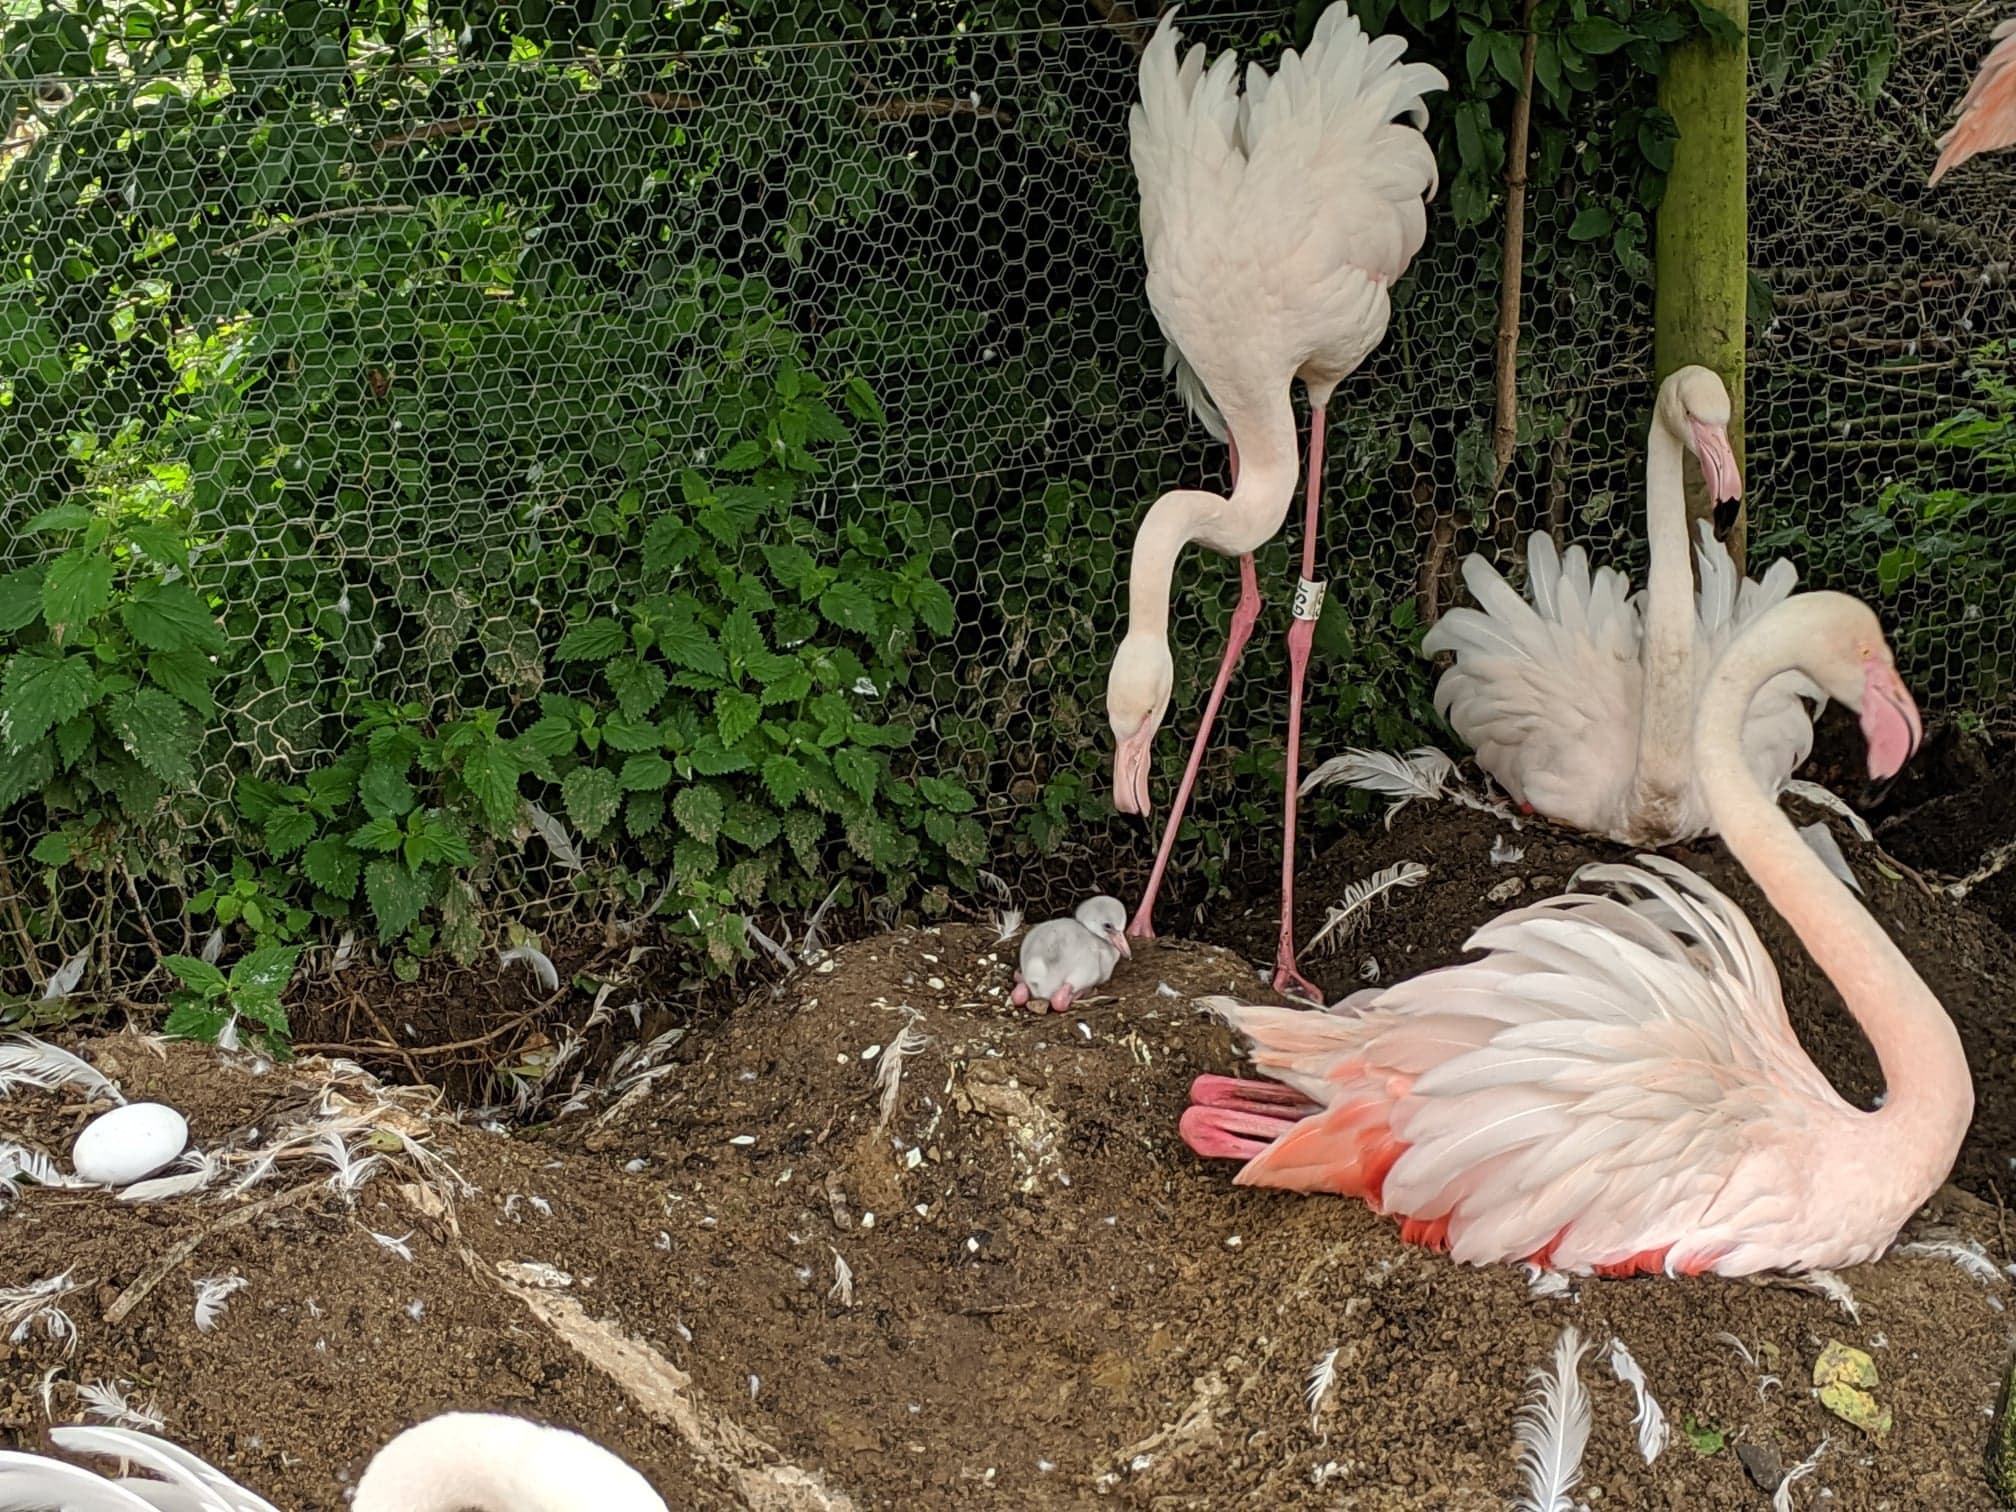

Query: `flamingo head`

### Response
(1108, 633, 1173, 817)
(1075, 894, 1132, 959)
(1797, 593, 1925, 780)
(1659, 365, 1743, 507)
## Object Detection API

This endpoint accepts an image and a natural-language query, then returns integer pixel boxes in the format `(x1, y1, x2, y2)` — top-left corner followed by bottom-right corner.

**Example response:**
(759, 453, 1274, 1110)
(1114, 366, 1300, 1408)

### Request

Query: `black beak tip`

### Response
(1712, 497, 1740, 535)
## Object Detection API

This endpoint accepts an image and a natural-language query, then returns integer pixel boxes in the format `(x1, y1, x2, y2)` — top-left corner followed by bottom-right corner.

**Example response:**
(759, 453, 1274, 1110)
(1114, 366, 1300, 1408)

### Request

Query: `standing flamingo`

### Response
(1410, 367, 1821, 846)
(0, 1412, 667, 1510)
(1930, 17, 2015, 184)
(1181, 591, 1966, 1278)
(1109, 4, 1446, 997)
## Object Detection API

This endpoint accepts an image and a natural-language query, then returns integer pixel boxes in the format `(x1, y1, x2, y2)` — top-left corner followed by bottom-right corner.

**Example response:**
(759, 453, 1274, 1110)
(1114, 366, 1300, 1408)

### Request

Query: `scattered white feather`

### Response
(1306, 862, 1429, 959)
(498, 943, 561, 994)
(77, 1379, 166, 1432)
(524, 800, 584, 871)
(0, 1034, 125, 1103)
(1713, 1331, 1757, 1370)
(1522, 1265, 1574, 1300)
(874, 1022, 929, 1133)
(39, 946, 91, 1004)
(830, 1248, 854, 1307)
(1491, 835, 1525, 865)
(1, 1138, 86, 1197)
(1898, 1238, 2003, 1286)
(1155, 981, 1181, 998)
(1, 1271, 80, 1351)
(118, 1148, 222, 1203)
(800, 881, 844, 963)
(192, 1274, 247, 1332)
(994, 907, 1025, 943)
(1797, 1268, 1861, 1321)
(199, 928, 225, 965)
(1300, 746, 1455, 825)
(1772, 1436, 1829, 1512)
(1797, 822, 1862, 894)
(1305, 1346, 1340, 1434)
(1604, 1337, 1668, 1464)
(1783, 780, 1874, 841)
(1512, 1326, 1591, 1512)
(369, 1230, 416, 1262)
(330, 929, 357, 972)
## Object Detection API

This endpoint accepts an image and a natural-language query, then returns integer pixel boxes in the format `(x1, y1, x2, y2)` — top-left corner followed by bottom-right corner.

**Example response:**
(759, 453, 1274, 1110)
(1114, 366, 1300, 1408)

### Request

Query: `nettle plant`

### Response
(162, 943, 302, 1057)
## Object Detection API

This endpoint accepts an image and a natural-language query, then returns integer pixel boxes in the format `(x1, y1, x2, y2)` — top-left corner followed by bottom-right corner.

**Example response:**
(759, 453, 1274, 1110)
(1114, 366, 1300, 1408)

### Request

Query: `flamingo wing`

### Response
(1689, 522, 1823, 800)
(32, 1429, 280, 1512)
(1931, 18, 2016, 185)
(1420, 533, 1643, 835)
(1202, 858, 1856, 1273)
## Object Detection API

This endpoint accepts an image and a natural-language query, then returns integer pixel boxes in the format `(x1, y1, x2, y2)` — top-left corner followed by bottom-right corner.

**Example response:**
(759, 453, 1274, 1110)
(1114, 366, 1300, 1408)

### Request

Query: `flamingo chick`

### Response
(0, 1412, 667, 1511)
(1012, 896, 1130, 1012)
(1418, 367, 1821, 846)
(1930, 18, 2015, 184)
(1183, 592, 1966, 1277)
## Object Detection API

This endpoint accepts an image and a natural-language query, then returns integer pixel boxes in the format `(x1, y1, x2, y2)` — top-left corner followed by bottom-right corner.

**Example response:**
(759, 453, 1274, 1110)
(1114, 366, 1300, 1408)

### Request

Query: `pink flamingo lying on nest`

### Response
(1930, 17, 2015, 184)
(1106, 3, 1445, 1000)
(1181, 592, 1969, 1278)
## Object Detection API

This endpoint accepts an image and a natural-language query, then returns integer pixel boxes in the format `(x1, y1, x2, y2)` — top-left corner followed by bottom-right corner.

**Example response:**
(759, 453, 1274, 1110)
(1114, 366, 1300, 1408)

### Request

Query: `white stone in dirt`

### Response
(71, 1102, 188, 1186)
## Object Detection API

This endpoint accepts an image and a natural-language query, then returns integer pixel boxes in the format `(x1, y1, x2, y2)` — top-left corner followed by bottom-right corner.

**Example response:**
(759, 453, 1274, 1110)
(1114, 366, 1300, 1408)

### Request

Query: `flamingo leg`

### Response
(1273, 401, 1327, 1002)
(1129, 442, 1253, 941)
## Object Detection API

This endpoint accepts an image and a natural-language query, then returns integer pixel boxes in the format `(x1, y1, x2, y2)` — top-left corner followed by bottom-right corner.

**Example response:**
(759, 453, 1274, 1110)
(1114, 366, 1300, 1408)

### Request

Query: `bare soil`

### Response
(4, 782, 2016, 1510)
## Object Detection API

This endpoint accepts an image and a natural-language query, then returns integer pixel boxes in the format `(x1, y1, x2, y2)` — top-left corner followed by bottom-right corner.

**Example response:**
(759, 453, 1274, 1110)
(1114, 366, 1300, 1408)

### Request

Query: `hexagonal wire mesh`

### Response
(0, 2, 2007, 998)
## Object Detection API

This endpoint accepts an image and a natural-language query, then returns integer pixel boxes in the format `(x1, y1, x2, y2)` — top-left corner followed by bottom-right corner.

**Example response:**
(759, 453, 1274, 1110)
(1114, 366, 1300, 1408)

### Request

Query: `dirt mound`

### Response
(3, 789, 2014, 1509)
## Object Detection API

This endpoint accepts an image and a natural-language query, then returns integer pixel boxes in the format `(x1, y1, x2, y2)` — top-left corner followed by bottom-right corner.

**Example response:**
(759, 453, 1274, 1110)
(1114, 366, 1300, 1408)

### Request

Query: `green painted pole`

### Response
(1654, 0, 1749, 569)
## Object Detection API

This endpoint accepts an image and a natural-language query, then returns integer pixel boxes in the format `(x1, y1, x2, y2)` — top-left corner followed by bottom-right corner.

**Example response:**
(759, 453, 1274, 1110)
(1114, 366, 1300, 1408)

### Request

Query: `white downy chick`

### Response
(1011, 896, 1130, 1013)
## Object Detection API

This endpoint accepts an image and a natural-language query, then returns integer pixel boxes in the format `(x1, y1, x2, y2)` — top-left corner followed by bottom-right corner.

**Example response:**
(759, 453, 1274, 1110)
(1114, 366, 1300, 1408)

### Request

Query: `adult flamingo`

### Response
(1930, 17, 2015, 184)
(1109, 4, 1446, 997)
(1181, 591, 1968, 1278)
(0, 1412, 667, 1510)
(1415, 367, 1821, 846)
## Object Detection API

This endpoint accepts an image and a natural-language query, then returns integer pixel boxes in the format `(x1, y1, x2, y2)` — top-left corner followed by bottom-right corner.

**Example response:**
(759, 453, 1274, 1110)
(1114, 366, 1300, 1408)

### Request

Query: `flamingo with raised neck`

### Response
(0, 1411, 668, 1512)
(1413, 366, 1821, 846)
(1183, 592, 1967, 1276)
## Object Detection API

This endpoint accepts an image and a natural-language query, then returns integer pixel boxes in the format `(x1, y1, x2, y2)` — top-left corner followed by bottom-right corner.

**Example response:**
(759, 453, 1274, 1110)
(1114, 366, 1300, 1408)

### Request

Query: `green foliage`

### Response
(162, 943, 300, 1056)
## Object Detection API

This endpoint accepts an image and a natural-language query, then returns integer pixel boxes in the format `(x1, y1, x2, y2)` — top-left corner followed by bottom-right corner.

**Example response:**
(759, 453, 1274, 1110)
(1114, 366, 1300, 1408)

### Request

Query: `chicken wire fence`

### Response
(0, 0, 2008, 1000)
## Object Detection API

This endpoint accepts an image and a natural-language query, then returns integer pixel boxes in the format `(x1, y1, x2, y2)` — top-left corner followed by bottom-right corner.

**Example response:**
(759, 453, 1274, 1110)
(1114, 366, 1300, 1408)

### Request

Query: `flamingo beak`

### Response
(1860, 662, 1924, 780)
(1109, 925, 1132, 960)
(1689, 419, 1744, 506)
(1114, 728, 1156, 817)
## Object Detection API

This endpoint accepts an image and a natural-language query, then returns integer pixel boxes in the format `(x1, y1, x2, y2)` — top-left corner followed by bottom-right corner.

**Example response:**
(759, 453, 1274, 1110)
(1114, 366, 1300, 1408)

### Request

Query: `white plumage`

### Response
(1011, 896, 1130, 1013)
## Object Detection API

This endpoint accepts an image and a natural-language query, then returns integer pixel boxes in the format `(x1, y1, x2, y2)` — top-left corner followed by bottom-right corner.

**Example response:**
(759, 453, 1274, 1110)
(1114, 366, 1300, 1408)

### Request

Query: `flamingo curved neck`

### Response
(1695, 629, 1970, 1169)
(1122, 398, 1300, 640)
(1631, 412, 1696, 812)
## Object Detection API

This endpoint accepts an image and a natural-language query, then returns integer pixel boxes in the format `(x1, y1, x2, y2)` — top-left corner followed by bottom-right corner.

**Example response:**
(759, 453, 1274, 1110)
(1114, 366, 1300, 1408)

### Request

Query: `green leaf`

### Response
(718, 439, 767, 470)
(41, 550, 114, 643)
(715, 689, 761, 746)
(720, 608, 766, 667)
(120, 580, 226, 654)
(523, 715, 578, 758)
(761, 668, 812, 706)
(55, 714, 92, 769)
(607, 657, 668, 720)
(264, 806, 316, 857)
(842, 375, 886, 427)
(1566, 16, 1632, 53)
(658, 619, 727, 679)
(359, 760, 416, 819)
(833, 747, 878, 803)
(946, 816, 987, 866)
(146, 648, 218, 715)
(563, 765, 622, 837)
(818, 582, 881, 636)
(620, 753, 673, 791)
(761, 542, 819, 589)
(163, 1002, 231, 1044)
(762, 754, 807, 805)
(0, 565, 46, 633)
(603, 715, 663, 753)
(230, 944, 300, 997)
(364, 858, 428, 940)
(163, 955, 229, 998)
(303, 836, 362, 898)
(1566, 205, 1615, 241)
(30, 832, 70, 866)
(722, 803, 782, 849)
(350, 816, 403, 852)
(672, 783, 725, 843)
(917, 775, 977, 813)
(782, 808, 825, 872)
(25, 504, 91, 535)
(909, 577, 954, 638)
(460, 741, 523, 831)
(105, 689, 197, 786)
(687, 738, 754, 775)
(0, 737, 54, 809)
(555, 618, 628, 662)
(123, 521, 190, 573)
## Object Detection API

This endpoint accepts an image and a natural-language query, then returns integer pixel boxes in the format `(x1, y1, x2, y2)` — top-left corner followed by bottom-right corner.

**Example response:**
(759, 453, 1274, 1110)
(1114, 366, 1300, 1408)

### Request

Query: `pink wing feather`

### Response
(1930, 18, 2016, 186)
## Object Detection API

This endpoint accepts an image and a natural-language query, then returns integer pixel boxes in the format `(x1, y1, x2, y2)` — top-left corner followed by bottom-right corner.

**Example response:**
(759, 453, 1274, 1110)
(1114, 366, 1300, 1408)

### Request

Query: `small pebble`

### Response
(1224, 1234, 1243, 1249)
(729, 1135, 757, 1147)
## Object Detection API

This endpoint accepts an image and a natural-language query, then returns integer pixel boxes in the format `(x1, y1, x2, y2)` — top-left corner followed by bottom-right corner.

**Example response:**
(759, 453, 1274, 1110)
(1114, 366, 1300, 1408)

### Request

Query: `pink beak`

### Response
(1860, 662, 1924, 780)
(1110, 928, 1132, 960)
(1689, 419, 1743, 505)
(1114, 729, 1155, 817)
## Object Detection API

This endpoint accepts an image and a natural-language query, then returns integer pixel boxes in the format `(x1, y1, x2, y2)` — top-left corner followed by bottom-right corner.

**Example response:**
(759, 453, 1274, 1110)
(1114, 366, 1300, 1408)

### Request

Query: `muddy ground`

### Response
(4, 779, 2016, 1509)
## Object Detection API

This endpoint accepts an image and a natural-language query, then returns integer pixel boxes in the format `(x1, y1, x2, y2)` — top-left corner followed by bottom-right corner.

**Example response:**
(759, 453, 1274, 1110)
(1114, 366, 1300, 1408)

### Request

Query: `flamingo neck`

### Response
(353, 1415, 662, 1512)
(1122, 394, 1299, 641)
(1632, 414, 1696, 812)
(1696, 628, 1971, 1175)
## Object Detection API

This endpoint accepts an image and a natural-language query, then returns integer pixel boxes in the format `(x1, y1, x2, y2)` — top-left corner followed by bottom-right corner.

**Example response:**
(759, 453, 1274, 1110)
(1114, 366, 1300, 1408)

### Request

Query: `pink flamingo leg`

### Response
(1129, 442, 1253, 941)
(1273, 402, 1327, 1002)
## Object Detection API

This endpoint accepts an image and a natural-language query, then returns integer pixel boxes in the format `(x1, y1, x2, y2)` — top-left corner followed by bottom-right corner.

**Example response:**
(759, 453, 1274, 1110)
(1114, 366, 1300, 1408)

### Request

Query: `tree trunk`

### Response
(1654, 0, 1750, 570)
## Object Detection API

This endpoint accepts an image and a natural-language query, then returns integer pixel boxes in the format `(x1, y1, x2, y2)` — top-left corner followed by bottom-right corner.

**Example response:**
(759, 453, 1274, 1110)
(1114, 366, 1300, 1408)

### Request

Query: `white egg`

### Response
(71, 1102, 189, 1187)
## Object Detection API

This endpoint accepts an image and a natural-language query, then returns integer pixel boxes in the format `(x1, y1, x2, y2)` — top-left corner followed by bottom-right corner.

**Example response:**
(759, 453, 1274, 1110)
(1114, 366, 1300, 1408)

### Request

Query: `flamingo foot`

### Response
(1180, 1103, 1299, 1160)
(1271, 961, 1325, 1004)
(1045, 983, 1076, 1014)
(1189, 1073, 1318, 1116)
(1010, 976, 1031, 1007)
(1126, 907, 1156, 942)
(1518, 801, 1535, 816)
